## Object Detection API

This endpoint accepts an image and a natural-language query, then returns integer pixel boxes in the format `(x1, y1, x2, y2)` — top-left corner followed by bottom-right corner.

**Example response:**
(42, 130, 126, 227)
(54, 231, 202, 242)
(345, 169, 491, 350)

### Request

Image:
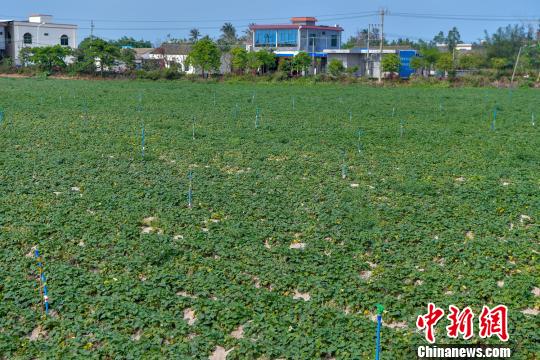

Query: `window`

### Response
(60, 35, 69, 46)
(44, 33, 49, 36)
(331, 34, 338, 47)
(309, 33, 316, 47)
(277, 29, 297, 46)
(23, 33, 32, 44)
(255, 30, 276, 47)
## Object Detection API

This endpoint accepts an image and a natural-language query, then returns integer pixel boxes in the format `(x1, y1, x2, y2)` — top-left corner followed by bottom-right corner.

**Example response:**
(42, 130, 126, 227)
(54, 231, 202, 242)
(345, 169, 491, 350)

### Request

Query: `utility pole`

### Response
(511, 45, 524, 86)
(90, 20, 95, 40)
(366, 25, 370, 77)
(378, 8, 385, 83)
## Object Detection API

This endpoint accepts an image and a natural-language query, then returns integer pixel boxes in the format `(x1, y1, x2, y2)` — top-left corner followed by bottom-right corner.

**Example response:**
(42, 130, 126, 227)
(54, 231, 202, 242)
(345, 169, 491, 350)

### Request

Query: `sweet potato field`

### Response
(0, 78, 538, 359)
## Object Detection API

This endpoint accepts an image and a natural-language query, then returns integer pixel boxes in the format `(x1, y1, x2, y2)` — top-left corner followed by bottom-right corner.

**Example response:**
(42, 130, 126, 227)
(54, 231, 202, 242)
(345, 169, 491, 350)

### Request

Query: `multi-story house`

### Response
(249, 17, 343, 72)
(0, 14, 77, 65)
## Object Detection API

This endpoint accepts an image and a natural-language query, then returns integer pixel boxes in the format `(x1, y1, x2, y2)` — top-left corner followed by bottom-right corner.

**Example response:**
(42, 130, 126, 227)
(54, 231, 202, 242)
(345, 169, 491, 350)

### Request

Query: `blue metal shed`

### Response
(398, 50, 417, 79)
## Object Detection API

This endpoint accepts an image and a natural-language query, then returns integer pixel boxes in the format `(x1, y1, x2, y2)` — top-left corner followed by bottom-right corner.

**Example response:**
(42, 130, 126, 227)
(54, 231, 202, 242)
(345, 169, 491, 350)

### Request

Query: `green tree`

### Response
(420, 47, 440, 73)
(120, 48, 136, 70)
(19, 47, 33, 67)
(29, 45, 72, 71)
(447, 27, 461, 53)
(327, 59, 345, 77)
(110, 36, 152, 48)
(76, 37, 121, 75)
(491, 57, 508, 70)
(292, 52, 311, 75)
(189, 28, 201, 43)
(256, 50, 276, 74)
(433, 31, 446, 44)
(484, 24, 533, 66)
(186, 37, 221, 77)
(410, 56, 427, 76)
(219, 23, 237, 46)
(381, 53, 401, 75)
(435, 52, 454, 75)
(458, 53, 484, 69)
(230, 47, 248, 74)
(246, 51, 262, 74)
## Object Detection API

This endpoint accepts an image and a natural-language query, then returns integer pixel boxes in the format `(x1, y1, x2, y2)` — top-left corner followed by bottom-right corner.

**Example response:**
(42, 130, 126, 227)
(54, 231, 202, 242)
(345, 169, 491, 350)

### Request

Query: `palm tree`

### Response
(189, 28, 201, 43)
(220, 23, 237, 44)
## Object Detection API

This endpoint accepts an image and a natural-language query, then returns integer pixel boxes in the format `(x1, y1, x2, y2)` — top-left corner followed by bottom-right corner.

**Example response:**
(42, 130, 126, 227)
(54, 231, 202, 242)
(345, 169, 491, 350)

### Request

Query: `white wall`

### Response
(9, 21, 77, 64)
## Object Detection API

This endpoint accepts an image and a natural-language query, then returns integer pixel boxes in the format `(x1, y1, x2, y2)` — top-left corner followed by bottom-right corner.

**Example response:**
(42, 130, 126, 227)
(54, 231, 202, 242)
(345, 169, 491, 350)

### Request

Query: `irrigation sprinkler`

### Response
(375, 304, 384, 360)
(192, 116, 196, 140)
(34, 248, 49, 316)
(255, 108, 260, 129)
(341, 150, 347, 179)
(349, 109, 352, 122)
(400, 119, 404, 138)
(82, 99, 89, 125)
(292, 96, 295, 111)
(357, 129, 364, 153)
(391, 107, 395, 118)
(232, 103, 239, 121)
(0, 108, 4, 124)
(187, 170, 193, 209)
(141, 123, 146, 158)
(532, 113, 535, 127)
(491, 108, 497, 131)
(213, 91, 216, 107)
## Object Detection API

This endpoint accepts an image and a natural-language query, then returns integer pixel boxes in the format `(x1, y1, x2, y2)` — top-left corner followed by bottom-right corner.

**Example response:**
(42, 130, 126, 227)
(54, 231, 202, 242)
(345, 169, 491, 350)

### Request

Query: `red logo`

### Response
(416, 303, 445, 343)
(479, 305, 509, 341)
(417, 304, 509, 343)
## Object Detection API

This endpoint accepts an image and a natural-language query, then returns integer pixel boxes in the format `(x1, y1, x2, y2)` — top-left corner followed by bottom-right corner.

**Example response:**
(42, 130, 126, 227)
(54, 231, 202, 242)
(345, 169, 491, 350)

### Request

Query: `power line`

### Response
(0, 11, 379, 24)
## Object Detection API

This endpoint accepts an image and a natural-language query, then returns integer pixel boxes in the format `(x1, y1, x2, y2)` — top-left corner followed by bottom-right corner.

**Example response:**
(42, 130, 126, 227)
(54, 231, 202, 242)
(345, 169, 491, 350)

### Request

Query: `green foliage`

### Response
(484, 24, 533, 65)
(76, 37, 122, 75)
(186, 37, 221, 77)
(110, 36, 152, 48)
(327, 59, 345, 77)
(292, 52, 311, 74)
(410, 57, 426, 71)
(18, 47, 33, 67)
(230, 47, 248, 74)
(491, 57, 508, 70)
(120, 48, 136, 70)
(458, 54, 485, 69)
(0, 80, 538, 359)
(256, 50, 276, 74)
(29, 46, 72, 72)
(419, 47, 440, 68)
(381, 54, 401, 74)
(435, 53, 454, 73)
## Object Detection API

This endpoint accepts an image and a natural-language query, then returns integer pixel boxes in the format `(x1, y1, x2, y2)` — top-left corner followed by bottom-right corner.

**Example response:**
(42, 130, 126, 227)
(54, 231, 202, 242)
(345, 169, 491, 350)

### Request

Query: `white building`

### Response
(0, 15, 77, 65)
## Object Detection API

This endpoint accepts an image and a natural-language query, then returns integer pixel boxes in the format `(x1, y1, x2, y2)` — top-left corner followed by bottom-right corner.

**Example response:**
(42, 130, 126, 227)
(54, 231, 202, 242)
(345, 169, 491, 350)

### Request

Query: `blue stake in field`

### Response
(0, 108, 4, 124)
(187, 170, 193, 209)
(375, 304, 384, 360)
(357, 129, 364, 154)
(255, 108, 260, 129)
(141, 123, 145, 158)
(341, 150, 348, 179)
(33, 248, 49, 316)
(491, 108, 497, 131)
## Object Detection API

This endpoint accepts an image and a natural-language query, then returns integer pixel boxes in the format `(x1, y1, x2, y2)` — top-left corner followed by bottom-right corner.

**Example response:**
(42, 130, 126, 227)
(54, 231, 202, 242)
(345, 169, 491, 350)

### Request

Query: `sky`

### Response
(2, 0, 539, 45)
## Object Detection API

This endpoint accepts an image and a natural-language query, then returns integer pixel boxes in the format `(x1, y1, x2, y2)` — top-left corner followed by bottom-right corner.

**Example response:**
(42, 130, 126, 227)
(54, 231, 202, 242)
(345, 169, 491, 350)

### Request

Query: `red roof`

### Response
(249, 24, 343, 32)
(291, 17, 317, 22)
